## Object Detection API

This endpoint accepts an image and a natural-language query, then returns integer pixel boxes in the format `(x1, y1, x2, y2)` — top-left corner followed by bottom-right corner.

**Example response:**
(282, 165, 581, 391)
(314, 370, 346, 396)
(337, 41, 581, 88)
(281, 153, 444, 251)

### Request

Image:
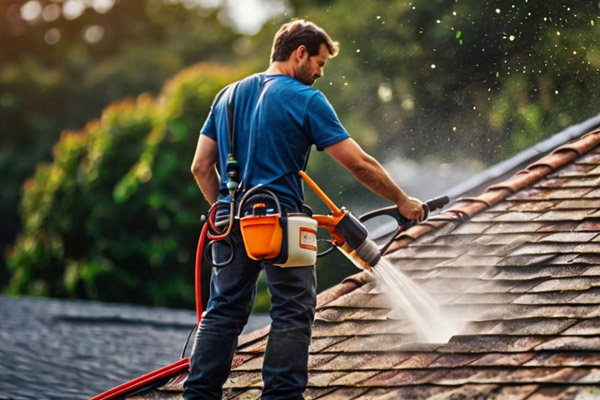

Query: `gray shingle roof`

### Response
(0, 295, 195, 399)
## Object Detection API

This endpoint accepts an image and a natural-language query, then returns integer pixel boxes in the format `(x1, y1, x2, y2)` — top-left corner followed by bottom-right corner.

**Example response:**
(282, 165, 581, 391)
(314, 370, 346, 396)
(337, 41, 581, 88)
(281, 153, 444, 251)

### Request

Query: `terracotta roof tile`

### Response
(583, 187, 600, 198)
(534, 336, 600, 351)
(482, 319, 576, 336)
(470, 352, 536, 367)
(437, 335, 546, 353)
(485, 222, 547, 234)
(524, 352, 600, 367)
(315, 387, 369, 399)
(508, 201, 558, 212)
(363, 369, 444, 386)
(562, 319, 600, 335)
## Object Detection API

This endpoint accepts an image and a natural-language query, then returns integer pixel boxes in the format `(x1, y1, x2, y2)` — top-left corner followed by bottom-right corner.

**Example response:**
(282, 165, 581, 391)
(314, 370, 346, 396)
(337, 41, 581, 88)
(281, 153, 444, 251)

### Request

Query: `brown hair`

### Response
(270, 20, 339, 63)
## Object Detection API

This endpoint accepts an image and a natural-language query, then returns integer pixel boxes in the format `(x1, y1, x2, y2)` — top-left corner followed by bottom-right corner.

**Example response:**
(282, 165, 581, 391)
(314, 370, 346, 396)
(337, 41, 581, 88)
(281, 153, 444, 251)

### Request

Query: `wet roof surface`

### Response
(134, 129, 600, 399)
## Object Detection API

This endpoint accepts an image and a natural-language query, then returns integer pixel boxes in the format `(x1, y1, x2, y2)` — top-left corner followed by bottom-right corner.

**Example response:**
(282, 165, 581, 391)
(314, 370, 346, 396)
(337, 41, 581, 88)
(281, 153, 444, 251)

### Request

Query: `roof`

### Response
(0, 295, 197, 399)
(130, 128, 600, 399)
(0, 294, 268, 399)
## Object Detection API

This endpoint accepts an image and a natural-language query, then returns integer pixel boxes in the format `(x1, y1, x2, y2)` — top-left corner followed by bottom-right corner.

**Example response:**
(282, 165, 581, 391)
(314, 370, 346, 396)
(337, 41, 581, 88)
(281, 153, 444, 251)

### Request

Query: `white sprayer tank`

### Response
(276, 214, 318, 267)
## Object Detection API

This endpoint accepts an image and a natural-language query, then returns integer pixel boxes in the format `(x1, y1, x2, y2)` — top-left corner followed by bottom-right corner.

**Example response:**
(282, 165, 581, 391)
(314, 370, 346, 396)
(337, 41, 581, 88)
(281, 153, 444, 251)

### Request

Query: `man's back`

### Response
(202, 73, 348, 210)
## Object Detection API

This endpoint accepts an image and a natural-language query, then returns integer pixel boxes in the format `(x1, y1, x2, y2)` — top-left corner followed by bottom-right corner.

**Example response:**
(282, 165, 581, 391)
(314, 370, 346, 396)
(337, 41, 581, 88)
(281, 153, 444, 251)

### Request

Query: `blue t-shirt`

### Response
(201, 73, 350, 211)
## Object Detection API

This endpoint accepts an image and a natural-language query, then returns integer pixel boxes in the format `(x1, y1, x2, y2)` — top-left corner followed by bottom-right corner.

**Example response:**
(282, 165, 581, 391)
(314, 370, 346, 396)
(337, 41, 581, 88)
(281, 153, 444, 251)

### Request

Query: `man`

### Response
(185, 20, 424, 400)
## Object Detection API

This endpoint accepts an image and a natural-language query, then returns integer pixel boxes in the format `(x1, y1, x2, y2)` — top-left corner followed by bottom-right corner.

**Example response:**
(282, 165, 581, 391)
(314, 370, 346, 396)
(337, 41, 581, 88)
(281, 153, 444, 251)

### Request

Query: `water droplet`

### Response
(556, 31, 561, 36)
(356, 49, 361, 53)
(431, 64, 436, 69)
(509, 35, 515, 41)
(436, 19, 441, 24)
(495, 8, 501, 14)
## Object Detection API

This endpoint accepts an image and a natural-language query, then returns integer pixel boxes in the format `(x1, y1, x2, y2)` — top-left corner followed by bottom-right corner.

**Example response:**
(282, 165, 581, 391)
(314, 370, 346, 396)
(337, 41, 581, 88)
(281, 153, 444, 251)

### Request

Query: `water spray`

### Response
(300, 171, 460, 342)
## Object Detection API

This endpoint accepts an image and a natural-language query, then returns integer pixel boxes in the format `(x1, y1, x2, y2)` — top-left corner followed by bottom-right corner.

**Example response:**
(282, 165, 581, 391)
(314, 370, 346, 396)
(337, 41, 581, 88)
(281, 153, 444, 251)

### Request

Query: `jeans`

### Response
(183, 225, 317, 400)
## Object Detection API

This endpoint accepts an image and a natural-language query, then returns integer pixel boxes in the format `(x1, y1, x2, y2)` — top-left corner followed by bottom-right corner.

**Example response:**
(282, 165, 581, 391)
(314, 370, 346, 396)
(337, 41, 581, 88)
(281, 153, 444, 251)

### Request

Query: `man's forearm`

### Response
(325, 138, 424, 221)
(190, 134, 220, 205)
(194, 167, 220, 205)
(348, 154, 409, 205)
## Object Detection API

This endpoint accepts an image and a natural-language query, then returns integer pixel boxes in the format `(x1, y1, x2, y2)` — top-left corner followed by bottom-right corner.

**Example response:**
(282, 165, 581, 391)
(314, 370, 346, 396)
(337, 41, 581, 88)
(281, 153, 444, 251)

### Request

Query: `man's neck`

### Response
(266, 62, 294, 78)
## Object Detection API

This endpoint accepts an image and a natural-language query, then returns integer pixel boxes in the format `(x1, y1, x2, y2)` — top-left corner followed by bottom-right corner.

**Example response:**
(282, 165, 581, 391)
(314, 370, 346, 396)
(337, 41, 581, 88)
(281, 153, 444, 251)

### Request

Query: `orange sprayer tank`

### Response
(240, 202, 283, 260)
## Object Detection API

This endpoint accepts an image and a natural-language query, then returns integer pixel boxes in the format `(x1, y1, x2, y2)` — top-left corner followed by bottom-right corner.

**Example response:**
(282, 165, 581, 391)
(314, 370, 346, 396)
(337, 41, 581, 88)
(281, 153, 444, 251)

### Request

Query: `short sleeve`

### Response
(200, 106, 217, 140)
(304, 91, 350, 151)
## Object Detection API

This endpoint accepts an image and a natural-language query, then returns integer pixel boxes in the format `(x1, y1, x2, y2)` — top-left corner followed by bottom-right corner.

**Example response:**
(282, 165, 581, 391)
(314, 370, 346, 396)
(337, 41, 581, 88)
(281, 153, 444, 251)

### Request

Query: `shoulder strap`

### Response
(225, 82, 241, 194)
(227, 82, 239, 157)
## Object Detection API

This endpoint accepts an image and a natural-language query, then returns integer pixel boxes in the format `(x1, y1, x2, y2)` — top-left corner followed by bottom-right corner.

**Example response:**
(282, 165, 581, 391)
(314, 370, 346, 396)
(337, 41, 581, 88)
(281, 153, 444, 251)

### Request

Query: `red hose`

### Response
(195, 222, 208, 324)
(88, 358, 190, 400)
(90, 223, 208, 400)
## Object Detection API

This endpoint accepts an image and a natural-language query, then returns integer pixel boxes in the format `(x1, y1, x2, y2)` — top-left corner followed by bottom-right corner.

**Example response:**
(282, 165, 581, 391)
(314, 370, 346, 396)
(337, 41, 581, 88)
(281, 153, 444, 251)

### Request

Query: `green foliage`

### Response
(0, 0, 243, 287)
(7, 64, 245, 306)
(299, 0, 600, 162)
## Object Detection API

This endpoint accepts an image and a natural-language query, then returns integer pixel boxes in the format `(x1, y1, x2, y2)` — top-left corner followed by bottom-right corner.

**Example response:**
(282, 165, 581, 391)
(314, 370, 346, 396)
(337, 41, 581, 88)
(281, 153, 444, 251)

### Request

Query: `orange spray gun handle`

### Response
(299, 171, 346, 244)
(299, 171, 381, 270)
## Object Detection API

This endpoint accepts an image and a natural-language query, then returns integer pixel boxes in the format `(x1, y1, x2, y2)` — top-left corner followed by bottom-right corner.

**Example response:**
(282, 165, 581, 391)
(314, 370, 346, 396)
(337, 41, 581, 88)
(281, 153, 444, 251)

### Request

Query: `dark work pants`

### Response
(183, 227, 317, 400)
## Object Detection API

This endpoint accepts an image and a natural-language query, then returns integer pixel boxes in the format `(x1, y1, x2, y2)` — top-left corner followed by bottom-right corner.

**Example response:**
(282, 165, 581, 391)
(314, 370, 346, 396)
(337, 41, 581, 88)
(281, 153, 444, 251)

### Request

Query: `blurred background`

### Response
(2, 0, 600, 311)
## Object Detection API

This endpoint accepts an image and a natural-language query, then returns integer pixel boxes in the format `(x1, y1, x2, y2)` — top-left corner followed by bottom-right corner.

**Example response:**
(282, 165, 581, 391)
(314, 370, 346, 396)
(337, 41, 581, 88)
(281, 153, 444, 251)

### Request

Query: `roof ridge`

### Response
(384, 128, 600, 254)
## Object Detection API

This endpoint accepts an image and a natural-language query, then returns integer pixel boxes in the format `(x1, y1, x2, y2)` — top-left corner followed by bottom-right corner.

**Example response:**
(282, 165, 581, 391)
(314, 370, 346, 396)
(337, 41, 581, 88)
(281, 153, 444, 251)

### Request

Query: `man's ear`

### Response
(295, 45, 308, 61)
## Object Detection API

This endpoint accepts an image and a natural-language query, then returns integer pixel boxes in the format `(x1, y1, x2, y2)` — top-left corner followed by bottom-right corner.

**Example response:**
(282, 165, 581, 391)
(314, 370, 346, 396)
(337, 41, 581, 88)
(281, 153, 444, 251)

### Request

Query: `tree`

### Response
(7, 64, 246, 306)
(0, 0, 244, 286)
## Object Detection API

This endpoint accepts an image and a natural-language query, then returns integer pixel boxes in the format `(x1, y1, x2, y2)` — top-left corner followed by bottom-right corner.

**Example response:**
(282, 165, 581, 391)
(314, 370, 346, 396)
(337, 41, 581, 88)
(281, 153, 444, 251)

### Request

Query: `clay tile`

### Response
(529, 151, 579, 171)
(316, 273, 367, 308)
(446, 201, 488, 219)
(487, 166, 553, 194)
(455, 196, 493, 207)
(384, 236, 416, 254)
(237, 325, 270, 348)
(556, 130, 600, 156)
(400, 224, 433, 240)
(427, 214, 460, 223)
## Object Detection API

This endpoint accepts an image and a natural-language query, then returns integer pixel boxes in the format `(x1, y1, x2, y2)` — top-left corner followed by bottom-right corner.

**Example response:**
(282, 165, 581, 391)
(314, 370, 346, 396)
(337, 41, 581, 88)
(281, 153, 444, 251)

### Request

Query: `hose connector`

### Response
(354, 239, 381, 267)
(335, 211, 382, 268)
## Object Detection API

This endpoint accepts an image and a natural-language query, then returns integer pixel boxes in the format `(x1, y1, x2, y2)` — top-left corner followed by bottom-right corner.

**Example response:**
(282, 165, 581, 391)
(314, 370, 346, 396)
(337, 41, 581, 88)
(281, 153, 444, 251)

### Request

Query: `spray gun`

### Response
(299, 171, 448, 271)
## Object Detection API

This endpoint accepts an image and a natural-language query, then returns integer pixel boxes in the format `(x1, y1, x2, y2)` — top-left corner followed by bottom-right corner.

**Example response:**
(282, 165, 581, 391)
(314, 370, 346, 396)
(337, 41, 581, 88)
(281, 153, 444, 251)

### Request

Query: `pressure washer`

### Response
(90, 170, 448, 399)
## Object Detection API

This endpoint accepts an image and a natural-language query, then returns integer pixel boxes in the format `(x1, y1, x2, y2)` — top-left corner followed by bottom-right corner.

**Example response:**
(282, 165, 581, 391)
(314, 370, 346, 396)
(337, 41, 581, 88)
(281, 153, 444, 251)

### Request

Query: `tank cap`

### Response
(252, 203, 267, 216)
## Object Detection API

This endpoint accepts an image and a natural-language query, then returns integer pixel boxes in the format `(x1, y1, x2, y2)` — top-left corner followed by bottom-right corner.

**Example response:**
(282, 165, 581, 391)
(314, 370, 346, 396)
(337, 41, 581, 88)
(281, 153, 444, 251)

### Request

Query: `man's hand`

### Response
(397, 196, 425, 222)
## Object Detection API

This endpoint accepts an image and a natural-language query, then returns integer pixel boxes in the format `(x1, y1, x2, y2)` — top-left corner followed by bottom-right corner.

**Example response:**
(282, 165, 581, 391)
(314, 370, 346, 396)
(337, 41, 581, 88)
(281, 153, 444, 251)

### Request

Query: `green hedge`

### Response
(8, 64, 245, 307)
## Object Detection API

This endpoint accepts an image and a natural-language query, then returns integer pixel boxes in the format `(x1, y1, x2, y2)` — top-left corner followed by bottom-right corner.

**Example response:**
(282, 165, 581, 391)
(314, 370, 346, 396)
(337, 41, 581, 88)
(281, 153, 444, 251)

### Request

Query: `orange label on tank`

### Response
(299, 227, 317, 250)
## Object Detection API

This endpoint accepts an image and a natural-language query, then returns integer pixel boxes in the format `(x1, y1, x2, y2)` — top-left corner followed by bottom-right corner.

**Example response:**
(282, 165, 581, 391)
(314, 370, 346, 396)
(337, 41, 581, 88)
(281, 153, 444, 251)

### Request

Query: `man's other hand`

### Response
(397, 197, 425, 222)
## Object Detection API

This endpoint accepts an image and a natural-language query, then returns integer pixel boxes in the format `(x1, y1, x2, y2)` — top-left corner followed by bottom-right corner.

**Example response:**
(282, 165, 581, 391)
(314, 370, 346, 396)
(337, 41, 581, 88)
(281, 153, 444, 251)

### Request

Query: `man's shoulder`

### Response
(268, 78, 322, 107)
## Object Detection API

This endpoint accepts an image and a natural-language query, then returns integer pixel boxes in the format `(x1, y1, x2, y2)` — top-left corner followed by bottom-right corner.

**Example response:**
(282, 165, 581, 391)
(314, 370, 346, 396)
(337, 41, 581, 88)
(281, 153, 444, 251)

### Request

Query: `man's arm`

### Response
(324, 138, 425, 221)
(191, 134, 220, 205)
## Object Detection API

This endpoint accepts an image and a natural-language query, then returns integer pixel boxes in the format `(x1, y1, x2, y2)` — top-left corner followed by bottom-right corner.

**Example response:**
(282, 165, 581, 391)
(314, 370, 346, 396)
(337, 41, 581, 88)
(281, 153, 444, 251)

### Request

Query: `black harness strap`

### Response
(225, 82, 240, 192)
